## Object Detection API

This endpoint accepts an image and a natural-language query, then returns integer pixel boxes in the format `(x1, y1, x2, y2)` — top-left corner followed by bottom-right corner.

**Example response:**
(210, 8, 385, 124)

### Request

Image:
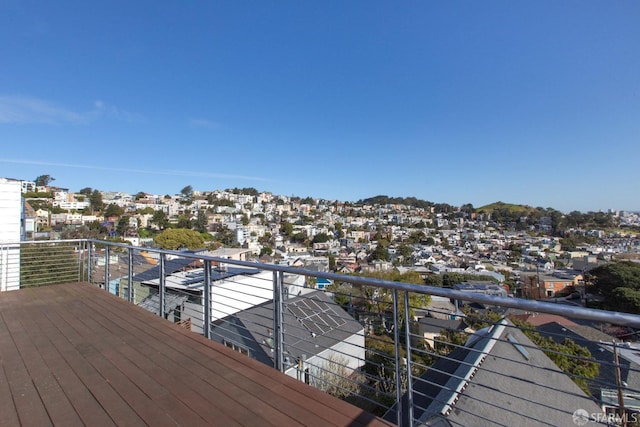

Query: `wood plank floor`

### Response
(0, 283, 394, 427)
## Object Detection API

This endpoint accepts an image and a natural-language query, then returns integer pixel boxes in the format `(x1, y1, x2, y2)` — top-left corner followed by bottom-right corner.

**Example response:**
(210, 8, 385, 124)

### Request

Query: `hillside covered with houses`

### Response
(17, 176, 640, 308)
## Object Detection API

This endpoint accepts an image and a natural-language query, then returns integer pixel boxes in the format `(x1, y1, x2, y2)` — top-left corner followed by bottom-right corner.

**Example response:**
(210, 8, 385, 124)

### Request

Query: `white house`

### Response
(0, 178, 22, 291)
(138, 266, 308, 333)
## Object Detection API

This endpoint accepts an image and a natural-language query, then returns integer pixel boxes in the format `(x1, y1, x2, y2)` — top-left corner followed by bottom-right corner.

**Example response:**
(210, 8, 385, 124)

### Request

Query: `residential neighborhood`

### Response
(3, 175, 640, 424)
(12, 176, 640, 305)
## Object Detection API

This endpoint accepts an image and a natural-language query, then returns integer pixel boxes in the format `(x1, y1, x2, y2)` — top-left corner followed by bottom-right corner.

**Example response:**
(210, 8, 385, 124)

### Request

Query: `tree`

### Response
(89, 190, 104, 212)
(137, 206, 155, 215)
(280, 221, 294, 237)
(314, 353, 365, 399)
(406, 231, 425, 244)
(35, 174, 55, 186)
(259, 247, 273, 256)
(369, 244, 389, 262)
(60, 224, 106, 240)
(291, 231, 308, 244)
(151, 210, 169, 230)
(590, 262, 640, 313)
(104, 203, 124, 218)
(180, 185, 193, 197)
(397, 245, 413, 260)
(591, 262, 640, 297)
(194, 210, 208, 233)
(176, 215, 192, 229)
(312, 233, 331, 244)
(79, 187, 92, 195)
(116, 216, 131, 236)
(154, 229, 205, 250)
(213, 225, 235, 246)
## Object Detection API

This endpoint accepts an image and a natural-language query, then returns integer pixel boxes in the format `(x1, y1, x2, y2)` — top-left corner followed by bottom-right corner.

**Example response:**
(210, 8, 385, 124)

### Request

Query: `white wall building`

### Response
(0, 178, 22, 291)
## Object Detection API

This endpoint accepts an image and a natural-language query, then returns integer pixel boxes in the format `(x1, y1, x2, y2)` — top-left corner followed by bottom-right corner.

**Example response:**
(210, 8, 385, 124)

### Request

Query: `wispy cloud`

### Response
(189, 118, 221, 129)
(0, 95, 142, 124)
(0, 158, 271, 182)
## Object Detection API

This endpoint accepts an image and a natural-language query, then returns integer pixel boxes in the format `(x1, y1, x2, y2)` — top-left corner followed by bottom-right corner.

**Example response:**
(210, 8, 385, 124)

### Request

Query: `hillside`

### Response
(476, 201, 538, 216)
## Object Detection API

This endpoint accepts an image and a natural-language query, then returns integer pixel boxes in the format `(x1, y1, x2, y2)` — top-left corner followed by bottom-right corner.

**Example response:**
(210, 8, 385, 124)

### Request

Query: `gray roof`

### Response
(417, 317, 466, 335)
(211, 290, 363, 367)
(386, 319, 604, 426)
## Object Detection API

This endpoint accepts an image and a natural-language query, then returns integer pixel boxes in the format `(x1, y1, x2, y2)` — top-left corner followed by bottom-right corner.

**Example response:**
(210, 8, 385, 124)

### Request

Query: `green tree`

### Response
(397, 244, 413, 260)
(35, 174, 55, 186)
(154, 229, 205, 250)
(151, 210, 169, 230)
(137, 206, 155, 215)
(104, 203, 124, 218)
(79, 187, 92, 195)
(406, 231, 425, 244)
(591, 261, 640, 298)
(176, 215, 192, 229)
(214, 225, 235, 246)
(280, 221, 294, 237)
(260, 247, 273, 256)
(116, 215, 131, 236)
(590, 262, 640, 313)
(424, 274, 444, 287)
(312, 232, 331, 244)
(194, 210, 208, 233)
(328, 253, 336, 271)
(89, 190, 104, 212)
(291, 231, 308, 244)
(180, 185, 193, 197)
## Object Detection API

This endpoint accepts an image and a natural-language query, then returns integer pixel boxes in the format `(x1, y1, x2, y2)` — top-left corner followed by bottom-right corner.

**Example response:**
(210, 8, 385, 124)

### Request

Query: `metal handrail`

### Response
(5, 238, 639, 426)
(85, 239, 640, 328)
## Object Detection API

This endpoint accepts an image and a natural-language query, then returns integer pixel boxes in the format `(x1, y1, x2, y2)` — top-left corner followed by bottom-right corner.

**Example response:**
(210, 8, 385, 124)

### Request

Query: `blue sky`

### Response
(1, 1, 638, 213)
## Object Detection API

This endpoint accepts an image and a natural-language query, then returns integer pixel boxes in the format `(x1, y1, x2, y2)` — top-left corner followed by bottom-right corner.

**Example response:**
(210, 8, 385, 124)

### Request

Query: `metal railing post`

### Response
(273, 271, 285, 372)
(203, 260, 212, 340)
(104, 245, 110, 292)
(77, 241, 82, 283)
(87, 241, 92, 284)
(159, 253, 166, 318)
(127, 247, 134, 303)
(393, 289, 404, 426)
(403, 291, 414, 426)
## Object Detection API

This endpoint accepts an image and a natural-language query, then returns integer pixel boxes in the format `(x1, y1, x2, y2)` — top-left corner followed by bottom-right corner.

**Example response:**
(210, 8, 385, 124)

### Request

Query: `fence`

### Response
(4, 238, 640, 426)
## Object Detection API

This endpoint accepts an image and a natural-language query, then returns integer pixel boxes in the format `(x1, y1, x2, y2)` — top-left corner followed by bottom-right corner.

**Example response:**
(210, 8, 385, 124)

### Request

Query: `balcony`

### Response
(2, 239, 640, 426)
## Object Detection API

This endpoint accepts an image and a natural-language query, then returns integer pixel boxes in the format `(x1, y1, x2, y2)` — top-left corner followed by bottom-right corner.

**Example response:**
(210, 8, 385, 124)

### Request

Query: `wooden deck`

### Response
(0, 283, 394, 427)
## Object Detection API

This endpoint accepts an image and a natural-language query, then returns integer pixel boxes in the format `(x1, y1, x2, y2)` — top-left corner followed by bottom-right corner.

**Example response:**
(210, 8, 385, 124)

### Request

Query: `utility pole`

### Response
(613, 341, 627, 426)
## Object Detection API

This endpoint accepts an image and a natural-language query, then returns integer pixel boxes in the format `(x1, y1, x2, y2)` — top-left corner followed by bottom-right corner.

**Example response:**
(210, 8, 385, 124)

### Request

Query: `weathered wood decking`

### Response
(0, 283, 393, 426)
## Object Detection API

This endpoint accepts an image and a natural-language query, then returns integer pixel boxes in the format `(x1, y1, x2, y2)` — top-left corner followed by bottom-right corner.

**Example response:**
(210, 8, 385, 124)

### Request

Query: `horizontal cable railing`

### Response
(4, 238, 640, 426)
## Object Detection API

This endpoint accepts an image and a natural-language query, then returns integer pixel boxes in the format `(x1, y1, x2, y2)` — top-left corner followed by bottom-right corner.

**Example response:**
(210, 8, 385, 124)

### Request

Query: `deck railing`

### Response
(3, 238, 640, 426)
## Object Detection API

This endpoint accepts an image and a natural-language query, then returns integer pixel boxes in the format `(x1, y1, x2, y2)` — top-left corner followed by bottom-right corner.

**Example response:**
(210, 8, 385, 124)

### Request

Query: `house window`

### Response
(224, 340, 249, 357)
